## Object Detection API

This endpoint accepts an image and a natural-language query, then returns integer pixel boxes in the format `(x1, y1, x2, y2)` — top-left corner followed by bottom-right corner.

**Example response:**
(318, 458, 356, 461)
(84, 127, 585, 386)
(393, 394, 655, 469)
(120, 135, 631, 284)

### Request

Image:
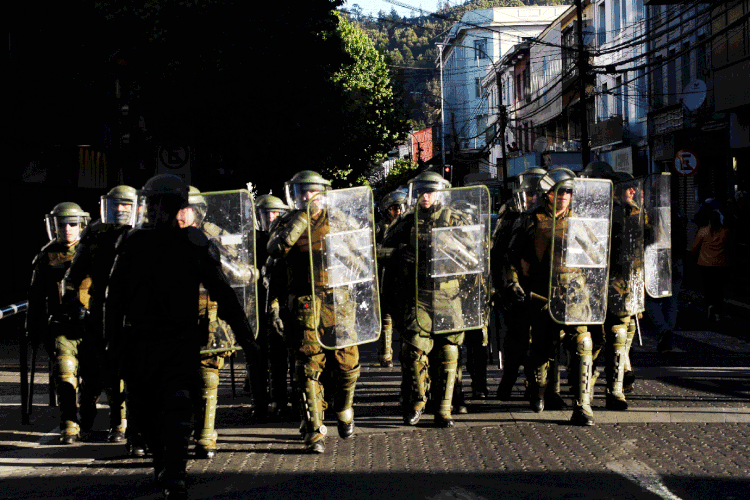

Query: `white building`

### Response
(437, 5, 569, 170)
(591, 0, 649, 168)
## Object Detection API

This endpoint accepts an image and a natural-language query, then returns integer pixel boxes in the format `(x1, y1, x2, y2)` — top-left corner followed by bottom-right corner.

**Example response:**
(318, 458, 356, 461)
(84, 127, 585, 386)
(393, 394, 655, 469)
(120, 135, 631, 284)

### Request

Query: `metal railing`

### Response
(2, 300, 247, 425)
(0, 301, 33, 424)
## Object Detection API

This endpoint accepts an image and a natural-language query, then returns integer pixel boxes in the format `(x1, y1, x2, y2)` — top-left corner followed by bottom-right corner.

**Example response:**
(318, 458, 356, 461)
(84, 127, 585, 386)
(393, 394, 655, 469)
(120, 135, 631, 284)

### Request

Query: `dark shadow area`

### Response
(1, 470, 747, 500)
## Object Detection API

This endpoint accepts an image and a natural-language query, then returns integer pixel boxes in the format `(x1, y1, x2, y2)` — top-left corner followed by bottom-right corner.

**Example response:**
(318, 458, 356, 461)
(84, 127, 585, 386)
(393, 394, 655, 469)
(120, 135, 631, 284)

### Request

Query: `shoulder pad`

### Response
(200, 221, 226, 238)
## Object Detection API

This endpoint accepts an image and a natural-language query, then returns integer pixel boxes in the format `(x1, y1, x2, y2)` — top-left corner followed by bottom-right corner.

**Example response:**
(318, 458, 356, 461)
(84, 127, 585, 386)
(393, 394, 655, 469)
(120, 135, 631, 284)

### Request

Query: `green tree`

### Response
(324, 12, 410, 186)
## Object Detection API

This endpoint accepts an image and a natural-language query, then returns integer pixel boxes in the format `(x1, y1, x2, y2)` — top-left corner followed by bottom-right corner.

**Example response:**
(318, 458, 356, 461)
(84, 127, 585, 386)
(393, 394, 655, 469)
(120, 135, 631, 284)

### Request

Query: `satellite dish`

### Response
(533, 137, 548, 153)
(683, 79, 706, 111)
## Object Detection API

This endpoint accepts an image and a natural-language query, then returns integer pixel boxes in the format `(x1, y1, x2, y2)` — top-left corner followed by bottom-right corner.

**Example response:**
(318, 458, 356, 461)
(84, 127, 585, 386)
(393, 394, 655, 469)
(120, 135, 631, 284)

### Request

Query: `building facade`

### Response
(438, 5, 569, 176)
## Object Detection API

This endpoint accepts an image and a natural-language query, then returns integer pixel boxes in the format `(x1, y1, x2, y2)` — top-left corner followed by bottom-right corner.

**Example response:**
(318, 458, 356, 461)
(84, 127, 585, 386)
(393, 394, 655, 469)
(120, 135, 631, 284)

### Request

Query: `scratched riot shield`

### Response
(199, 190, 258, 351)
(608, 177, 645, 316)
(308, 187, 380, 349)
(644, 173, 672, 298)
(415, 186, 491, 334)
(549, 178, 612, 325)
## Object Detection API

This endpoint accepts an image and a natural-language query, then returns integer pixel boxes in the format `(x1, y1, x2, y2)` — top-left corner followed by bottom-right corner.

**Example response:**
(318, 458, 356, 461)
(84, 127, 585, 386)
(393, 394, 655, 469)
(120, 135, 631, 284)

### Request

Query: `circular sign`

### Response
(158, 145, 189, 169)
(673, 149, 699, 176)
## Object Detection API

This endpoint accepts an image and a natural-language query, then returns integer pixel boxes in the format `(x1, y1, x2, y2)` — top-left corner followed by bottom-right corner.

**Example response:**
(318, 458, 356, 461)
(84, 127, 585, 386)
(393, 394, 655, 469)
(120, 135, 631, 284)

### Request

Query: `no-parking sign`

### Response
(673, 149, 698, 176)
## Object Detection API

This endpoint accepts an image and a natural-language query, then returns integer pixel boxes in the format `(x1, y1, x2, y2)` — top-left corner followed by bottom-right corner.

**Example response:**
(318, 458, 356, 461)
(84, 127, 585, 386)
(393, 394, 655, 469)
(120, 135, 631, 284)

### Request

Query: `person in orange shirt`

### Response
(691, 209, 731, 323)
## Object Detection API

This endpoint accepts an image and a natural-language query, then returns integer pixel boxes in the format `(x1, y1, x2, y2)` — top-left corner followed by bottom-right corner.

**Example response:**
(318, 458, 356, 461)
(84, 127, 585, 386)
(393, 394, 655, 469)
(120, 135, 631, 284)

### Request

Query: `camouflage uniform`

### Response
(63, 220, 130, 441)
(504, 170, 600, 426)
(382, 199, 469, 428)
(27, 202, 93, 444)
(267, 171, 360, 453)
(375, 190, 406, 368)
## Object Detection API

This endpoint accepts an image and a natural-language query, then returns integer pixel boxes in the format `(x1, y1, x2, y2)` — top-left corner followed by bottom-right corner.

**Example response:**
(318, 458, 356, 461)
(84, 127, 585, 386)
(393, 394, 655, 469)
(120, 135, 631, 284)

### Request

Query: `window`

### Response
(652, 57, 664, 109)
(636, 0, 644, 21)
(621, 0, 627, 26)
(516, 74, 522, 103)
(667, 55, 677, 105)
(623, 71, 629, 121)
(474, 39, 488, 60)
(681, 43, 692, 89)
(524, 70, 531, 102)
(635, 68, 647, 118)
(613, 0, 621, 32)
(615, 76, 622, 117)
(601, 82, 609, 120)
(598, 2, 607, 45)
(475, 78, 482, 99)
(696, 41, 707, 79)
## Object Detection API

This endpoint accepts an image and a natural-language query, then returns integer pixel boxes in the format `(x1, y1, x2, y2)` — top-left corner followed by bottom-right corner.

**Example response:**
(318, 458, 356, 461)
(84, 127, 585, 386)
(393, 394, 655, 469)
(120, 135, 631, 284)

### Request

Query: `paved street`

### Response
(1, 299, 749, 500)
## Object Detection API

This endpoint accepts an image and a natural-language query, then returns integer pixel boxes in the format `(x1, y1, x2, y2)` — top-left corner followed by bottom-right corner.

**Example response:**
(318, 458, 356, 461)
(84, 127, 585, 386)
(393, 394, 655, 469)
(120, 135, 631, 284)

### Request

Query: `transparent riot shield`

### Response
(608, 177, 645, 316)
(415, 186, 491, 334)
(644, 173, 672, 298)
(200, 190, 258, 346)
(308, 187, 380, 349)
(549, 178, 612, 325)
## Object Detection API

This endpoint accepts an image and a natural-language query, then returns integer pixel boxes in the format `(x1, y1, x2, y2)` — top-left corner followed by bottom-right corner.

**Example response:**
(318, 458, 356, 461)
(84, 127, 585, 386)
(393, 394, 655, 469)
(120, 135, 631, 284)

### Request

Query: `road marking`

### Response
(607, 460, 683, 500)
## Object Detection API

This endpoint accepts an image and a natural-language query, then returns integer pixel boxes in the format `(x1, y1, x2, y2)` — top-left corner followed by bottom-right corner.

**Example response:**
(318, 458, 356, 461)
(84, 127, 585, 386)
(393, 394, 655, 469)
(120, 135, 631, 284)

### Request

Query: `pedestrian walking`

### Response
(691, 208, 731, 323)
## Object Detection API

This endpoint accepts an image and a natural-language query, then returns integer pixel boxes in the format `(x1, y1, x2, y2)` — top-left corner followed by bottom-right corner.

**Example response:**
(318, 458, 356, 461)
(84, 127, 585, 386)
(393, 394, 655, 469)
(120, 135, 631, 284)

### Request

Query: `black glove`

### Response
(506, 282, 526, 303)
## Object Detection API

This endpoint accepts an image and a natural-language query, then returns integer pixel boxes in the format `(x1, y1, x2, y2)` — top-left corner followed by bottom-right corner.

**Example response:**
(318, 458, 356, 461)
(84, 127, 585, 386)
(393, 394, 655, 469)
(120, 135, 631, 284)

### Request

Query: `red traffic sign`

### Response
(673, 149, 698, 176)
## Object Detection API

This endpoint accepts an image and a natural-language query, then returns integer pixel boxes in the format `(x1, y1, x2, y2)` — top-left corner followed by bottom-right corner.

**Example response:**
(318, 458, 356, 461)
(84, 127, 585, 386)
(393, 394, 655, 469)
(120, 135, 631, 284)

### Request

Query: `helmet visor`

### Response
(101, 197, 136, 226)
(407, 181, 445, 208)
(512, 189, 542, 212)
(285, 183, 329, 211)
(45, 214, 88, 243)
(258, 208, 287, 232)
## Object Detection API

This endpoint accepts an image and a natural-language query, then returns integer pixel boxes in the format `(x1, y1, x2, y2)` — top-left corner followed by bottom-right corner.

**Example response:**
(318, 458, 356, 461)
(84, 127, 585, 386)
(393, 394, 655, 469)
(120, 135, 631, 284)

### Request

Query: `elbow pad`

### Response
(268, 211, 308, 255)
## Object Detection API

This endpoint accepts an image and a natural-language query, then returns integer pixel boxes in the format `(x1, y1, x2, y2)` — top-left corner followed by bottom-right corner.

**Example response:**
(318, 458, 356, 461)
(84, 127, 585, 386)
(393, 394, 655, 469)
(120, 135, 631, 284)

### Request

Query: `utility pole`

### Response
(575, 0, 590, 167)
(437, 43, 447, 169)
(496, 65, 509, 199)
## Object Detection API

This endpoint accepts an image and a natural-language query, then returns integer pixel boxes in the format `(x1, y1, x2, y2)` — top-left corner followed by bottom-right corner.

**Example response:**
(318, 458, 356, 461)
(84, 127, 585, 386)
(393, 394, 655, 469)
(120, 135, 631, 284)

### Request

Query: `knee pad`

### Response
(611, 324, 628, 348)
(438, 344, 460, 364)
(577, 332, 592, 356)
(200, 368, 220, 391)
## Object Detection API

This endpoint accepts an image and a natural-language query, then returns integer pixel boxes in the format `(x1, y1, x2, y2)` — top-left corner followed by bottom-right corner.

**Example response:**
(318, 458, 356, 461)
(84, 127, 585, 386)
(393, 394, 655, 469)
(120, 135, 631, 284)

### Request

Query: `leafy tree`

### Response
(322, 12, 410, 186)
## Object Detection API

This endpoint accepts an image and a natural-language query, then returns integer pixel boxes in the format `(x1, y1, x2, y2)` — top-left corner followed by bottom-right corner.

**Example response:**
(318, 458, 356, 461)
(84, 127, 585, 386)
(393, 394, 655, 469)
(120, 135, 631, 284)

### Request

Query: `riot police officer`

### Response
(27, 202, 91, 444)
(382, 171, 486, 428)
(504, 168, 609, 426)
(255, 194, 291, 417)
(375, 190, 407, 368)
(493, 168, 547, 401)
(267, 171, 361, 453)
(105, 175, 261, 499)
(177, 186, 263, 459)
(62, 186, 136, 445)
(581, 163, 644, 411)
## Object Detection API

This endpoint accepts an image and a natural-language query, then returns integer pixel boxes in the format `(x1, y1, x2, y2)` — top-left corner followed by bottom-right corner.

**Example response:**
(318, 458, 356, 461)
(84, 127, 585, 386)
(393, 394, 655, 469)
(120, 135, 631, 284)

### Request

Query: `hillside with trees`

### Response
(342, 1, 566, 131)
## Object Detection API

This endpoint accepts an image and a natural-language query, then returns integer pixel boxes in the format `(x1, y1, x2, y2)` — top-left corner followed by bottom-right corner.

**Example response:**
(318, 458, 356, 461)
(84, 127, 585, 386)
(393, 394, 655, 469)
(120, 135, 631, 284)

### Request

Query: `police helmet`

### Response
(580, 161, 615, 180)
(256, 194, 289, 232)
(100, 185, 137, 226)
(136, 174, 189, 228)
(284, 170, 332, 210)
(379, 190, 407, 218)
(537, 167, 577, 195)
(407, 171, 450, 208)
(45, 202, 90, 243)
